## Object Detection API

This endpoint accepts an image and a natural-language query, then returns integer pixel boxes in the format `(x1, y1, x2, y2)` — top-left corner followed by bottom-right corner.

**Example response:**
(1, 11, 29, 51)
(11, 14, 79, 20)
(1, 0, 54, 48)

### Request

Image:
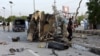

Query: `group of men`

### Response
(1, 17, 74, 42)
(2, 21, 10, 32)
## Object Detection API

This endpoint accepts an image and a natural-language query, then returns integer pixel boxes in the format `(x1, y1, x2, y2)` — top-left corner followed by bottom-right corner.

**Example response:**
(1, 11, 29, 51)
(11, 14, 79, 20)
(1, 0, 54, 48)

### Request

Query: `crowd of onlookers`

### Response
(1, 21, 10, 31)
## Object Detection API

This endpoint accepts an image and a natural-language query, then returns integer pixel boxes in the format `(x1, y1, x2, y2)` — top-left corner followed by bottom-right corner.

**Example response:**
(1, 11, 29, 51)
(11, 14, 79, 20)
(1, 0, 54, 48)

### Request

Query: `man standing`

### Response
(7, 22, 10, 32)
(67, 18, 73, 41)
(2, 21, 6, 31)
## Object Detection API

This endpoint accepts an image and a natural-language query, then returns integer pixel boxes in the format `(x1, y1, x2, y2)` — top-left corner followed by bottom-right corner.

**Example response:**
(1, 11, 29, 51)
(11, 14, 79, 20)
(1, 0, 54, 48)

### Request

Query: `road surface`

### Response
(0, 26, 100, 56)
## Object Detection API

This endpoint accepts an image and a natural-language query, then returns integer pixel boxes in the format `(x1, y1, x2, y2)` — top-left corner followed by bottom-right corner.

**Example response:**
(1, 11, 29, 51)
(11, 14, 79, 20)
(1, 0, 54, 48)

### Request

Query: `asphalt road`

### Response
(0, 26, 99, 56)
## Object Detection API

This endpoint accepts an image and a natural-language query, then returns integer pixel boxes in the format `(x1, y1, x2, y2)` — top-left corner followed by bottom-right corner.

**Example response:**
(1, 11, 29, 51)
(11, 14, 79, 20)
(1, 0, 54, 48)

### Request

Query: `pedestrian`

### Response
(67, 18, 73, 41)
(2, 21, 6, 31)
(7, 22, 10, 32)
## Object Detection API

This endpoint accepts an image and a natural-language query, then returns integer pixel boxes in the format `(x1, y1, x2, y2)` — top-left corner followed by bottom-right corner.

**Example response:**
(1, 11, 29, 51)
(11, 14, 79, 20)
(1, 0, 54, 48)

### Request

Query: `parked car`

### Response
(12, 18, 26, 32)
(0, 21, 3, 26)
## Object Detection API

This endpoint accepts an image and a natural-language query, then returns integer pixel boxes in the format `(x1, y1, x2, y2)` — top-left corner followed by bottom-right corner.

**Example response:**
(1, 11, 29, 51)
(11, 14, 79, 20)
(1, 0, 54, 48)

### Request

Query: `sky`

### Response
(0, 0, 88, 18)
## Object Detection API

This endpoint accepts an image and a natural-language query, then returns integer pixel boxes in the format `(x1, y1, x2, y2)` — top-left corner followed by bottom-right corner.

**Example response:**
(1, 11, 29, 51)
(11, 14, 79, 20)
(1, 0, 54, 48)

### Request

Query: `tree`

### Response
(77, 15, 85, 25)
(75, 0, 83, 19)
(6, 16, 17, 22)
(20, 16, 27, 20)
(0, 16, 4, 21)
(87, 0, 100, 29)
(74, 0, 83, 27)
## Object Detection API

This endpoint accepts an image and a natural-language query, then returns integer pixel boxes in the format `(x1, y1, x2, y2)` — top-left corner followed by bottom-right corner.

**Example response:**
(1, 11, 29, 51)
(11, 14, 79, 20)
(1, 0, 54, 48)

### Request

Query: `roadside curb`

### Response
(73, 30, 100, 35)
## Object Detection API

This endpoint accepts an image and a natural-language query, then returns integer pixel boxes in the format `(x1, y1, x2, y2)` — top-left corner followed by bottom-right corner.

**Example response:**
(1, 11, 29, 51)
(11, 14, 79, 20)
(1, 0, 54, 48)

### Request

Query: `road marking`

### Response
(28, 49, 40, 56)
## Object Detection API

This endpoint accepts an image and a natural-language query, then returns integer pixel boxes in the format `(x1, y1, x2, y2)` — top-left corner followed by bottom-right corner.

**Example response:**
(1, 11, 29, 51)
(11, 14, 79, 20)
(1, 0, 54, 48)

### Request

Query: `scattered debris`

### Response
(38, 43, 46, 48)
(78, 53, 82, 55)
(35, 52, 38, 53)
(69, 55, 72, 56)
(12, 37, 20, 42)
(9, 48, 24, 53)
(9, 48, 16, 53)
(47, 41, 69, 50)
(16, 48, 24, 52)
(0, 42, 7, 45)
(50, 49, 58, 56)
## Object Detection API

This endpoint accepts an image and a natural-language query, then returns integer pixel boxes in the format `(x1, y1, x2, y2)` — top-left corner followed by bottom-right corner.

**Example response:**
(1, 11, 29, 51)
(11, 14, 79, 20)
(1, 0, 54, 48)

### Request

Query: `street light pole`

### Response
(9, 1, 13, 16)
(2, 7, 5, 21)
(2, 7, 6, 31)
(33, 0, 35, 12)
(10, 5, 12, 16)
(53, 0, 58, 34)
(8, 1, 13, 32)
(54, 0, 56, 7)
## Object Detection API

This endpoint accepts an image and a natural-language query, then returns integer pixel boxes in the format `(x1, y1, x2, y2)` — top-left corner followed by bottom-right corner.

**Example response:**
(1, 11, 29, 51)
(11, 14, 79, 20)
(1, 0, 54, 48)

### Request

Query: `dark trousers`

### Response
(67, 28, 72, 41)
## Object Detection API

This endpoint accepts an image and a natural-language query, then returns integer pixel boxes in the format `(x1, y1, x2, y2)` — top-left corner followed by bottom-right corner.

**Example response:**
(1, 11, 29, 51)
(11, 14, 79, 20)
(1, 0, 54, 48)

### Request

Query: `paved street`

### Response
(0, 26, 100, 56)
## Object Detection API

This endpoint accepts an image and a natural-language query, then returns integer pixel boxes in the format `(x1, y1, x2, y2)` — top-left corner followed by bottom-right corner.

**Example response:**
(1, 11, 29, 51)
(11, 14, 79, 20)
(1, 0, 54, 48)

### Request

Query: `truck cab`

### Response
(12, 18, 25, 32)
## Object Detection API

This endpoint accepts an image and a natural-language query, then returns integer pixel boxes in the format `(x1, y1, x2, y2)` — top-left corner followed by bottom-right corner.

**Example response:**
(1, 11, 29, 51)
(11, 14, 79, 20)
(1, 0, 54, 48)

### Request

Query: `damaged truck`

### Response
(27, 11, 68, 42)
(27, 10, 70, 50)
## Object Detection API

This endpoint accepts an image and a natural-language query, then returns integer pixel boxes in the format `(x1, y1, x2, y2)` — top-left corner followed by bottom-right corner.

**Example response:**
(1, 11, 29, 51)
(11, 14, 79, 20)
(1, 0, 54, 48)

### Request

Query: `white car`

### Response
(0, 21, 3, 26)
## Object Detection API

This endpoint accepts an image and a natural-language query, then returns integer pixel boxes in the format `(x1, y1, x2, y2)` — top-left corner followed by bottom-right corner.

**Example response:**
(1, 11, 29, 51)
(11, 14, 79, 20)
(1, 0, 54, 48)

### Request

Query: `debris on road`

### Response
(12, 37, 20, 42)
(38, 42, 46, 48)
(9, 48, 25, 53)
(9, 48, 16, 53)
(47, 41, 69, 50)
(0, 42, 7, 45)
(50, 49, 58, 56)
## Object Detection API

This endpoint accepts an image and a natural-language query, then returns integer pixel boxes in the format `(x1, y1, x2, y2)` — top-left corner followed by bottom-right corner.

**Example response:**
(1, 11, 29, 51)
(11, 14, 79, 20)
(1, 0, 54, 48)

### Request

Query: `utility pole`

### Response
(2, 7, 5, 21)
(54, 0, 56, 7)
(8, 1, 13, 32)
(2, 7, 6, 31)
(33, 0, 35, 12)
(9, 1, 13, 17)
(53, 0, 57, 14)
(53, 0, 58, 34)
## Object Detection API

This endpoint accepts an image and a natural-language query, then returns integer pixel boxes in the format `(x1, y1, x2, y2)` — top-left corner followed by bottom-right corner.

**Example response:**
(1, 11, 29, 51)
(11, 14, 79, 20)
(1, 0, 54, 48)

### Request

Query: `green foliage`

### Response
(6, 16, 17, 22)
(77, 15, 85, 25)
(0, 16, 4, 21)
(19, 16, 27, 20)
(87, 0, 100, 24)
(5, 15, 27, 22)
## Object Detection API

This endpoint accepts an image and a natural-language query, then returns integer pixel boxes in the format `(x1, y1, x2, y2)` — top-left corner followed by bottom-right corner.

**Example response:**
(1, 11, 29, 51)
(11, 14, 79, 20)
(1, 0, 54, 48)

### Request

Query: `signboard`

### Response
(62, 6, 69, 13)
(62, 6, 69, 17)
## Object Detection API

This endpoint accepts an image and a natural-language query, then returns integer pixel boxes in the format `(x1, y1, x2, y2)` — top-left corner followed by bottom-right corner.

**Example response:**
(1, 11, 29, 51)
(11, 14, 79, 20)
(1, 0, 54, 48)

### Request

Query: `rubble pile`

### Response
(12, 37, 20, 42)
